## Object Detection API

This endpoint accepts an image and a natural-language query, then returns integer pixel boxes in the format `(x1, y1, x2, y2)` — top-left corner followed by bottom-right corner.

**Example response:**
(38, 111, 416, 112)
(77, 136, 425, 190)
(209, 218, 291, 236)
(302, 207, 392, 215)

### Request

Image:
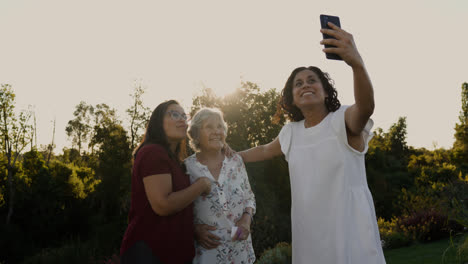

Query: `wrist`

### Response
(351, 58, 365, 71)
(242, 211, 253, 223)
(196, 178, 210, 192)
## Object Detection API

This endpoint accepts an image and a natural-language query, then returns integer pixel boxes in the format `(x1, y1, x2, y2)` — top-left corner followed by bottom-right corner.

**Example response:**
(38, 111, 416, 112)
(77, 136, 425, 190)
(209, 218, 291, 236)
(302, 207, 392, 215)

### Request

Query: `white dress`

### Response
(185, 153, 256, 264)
(278, 105, 386, 264)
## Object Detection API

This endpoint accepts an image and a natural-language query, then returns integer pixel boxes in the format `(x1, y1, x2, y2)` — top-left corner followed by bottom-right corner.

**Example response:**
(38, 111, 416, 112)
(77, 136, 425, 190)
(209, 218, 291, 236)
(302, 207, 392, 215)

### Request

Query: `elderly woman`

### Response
(184, 108, 256, 264)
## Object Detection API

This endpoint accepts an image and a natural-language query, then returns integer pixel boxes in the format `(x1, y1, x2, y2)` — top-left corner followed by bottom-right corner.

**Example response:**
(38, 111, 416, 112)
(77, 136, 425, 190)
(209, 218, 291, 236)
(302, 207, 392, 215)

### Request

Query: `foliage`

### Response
(65, 101, 94, 154)
(443, 179, 468, 229)
(2, 80, 468, 263)
(442, 179, 468, 262)
(0, 84, 33, 156)
(452, 83, 468, 174)
(441, 234, 468, 264)
(21, 236, 121, 264)
(399, 208, 454, 242)
(0, 84, 34, 225)
(126, 82, 151, 151)
(248, 158, 291, 256)
(256, 242, 292, 264)
(378, 217, 412, 249)
(366, 117, 412, 219)
(392, 147, 463, 244)
(89, 104, 132, 222)
(0, 223, 34, 264)
(21, 238, 98, 264)
(0, 149, 100, 263)
(384, 234, 468, 264)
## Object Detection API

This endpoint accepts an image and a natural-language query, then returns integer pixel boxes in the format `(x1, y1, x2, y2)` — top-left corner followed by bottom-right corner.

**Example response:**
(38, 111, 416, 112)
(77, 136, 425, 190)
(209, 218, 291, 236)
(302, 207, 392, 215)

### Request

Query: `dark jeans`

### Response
(120, 241, 192, 264)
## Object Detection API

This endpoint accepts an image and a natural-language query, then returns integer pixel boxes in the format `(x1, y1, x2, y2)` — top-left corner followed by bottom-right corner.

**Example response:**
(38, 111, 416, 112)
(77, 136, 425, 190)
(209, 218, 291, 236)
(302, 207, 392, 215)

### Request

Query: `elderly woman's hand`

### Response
(195, 224, 221, 249)
(232, 214, 251, 241)
(195, 177, 212, 196)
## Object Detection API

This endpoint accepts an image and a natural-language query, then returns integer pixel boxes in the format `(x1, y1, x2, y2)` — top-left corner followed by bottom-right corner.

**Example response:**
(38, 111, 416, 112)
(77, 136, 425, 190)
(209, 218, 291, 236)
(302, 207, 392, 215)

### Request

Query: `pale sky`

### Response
(1, 0, 467, 152)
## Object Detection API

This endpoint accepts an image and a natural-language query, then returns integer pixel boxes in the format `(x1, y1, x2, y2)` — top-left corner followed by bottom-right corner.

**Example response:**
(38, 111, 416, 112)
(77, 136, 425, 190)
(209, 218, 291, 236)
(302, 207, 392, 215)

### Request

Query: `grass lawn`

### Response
(384, 234, 468, 264)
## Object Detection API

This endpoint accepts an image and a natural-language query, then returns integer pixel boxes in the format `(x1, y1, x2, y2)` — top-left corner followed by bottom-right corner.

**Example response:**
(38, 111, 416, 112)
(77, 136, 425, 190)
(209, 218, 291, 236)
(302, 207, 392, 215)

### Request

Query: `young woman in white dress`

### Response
(238, 22, 386, 263)
(185, 108, 256, 264)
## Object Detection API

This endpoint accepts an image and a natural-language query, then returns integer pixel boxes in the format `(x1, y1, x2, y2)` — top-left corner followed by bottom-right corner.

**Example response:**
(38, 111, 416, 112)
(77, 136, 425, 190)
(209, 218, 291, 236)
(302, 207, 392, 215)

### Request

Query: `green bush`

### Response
(378, 217, 412, 249)
(246, 158, 291, 259)
(0, 223, 34, 264)
(256, 242, 292, 264)
(21, 238, 98, 264)
(383, 231, 412, 249)
(457, 235, 468, 262)
(21, 235, 121, 264)
(441, 233, 468, 264)
(399, 209, 455, 242)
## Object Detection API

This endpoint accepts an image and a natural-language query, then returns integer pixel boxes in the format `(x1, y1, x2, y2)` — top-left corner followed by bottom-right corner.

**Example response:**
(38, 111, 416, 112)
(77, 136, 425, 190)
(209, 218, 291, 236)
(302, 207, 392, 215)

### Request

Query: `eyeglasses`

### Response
(166, 110, 188, 121)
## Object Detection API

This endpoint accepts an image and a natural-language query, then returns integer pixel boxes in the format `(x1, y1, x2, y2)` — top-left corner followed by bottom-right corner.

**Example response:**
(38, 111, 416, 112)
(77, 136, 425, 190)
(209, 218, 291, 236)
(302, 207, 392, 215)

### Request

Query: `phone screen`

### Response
(320, 14, 342, 60)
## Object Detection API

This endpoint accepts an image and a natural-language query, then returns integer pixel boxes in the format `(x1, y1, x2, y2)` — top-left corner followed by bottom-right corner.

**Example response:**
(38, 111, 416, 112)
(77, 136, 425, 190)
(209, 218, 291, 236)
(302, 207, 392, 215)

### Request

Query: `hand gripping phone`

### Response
(320, 14, 342, 60)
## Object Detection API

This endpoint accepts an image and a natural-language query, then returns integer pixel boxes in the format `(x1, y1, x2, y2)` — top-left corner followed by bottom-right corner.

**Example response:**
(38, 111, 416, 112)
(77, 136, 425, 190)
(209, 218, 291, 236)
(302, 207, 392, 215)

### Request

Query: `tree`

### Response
(0, 84, 33, 224)
(453, 82, 468, 173)
(190, 86, 223, 113)
(46, 118, 56, 166)
(386, 117, 409, 157)
(126, 82, 151, 151)
(90, 104, 131, 219)
(65, 101, 94, 154)
(366, 117, 412, 219)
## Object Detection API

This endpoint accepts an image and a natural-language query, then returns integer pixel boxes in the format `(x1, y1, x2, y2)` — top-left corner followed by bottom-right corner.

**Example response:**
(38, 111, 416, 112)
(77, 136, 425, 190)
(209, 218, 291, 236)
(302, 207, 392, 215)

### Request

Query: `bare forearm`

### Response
(162, 181, 206, 215)
(239, 145, 268, 163)
(352, 63, 374, 117)
(239, 138, 281, 163)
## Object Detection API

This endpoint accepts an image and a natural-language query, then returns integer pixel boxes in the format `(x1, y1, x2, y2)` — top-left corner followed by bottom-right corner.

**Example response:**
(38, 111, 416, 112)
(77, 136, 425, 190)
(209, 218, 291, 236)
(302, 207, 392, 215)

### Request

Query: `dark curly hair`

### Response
(275, 66, 341, 122)
(133, 100, 187, 164)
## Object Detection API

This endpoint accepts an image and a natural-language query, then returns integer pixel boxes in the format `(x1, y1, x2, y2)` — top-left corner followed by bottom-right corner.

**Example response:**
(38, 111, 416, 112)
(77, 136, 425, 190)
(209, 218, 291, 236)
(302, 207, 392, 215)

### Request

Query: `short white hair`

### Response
(188, 108, 228, 152)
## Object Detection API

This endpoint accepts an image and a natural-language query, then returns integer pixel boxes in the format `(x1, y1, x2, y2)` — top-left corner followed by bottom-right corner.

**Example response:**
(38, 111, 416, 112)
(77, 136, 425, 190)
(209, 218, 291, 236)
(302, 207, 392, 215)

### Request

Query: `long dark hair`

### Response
(274, 66, 341, 122)
(133, 100, 187, 164)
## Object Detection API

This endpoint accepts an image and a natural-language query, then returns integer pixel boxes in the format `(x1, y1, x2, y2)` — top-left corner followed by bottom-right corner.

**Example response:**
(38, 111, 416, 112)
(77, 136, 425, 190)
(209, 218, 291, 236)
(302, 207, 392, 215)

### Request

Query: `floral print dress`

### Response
(185, 153, 256, 264)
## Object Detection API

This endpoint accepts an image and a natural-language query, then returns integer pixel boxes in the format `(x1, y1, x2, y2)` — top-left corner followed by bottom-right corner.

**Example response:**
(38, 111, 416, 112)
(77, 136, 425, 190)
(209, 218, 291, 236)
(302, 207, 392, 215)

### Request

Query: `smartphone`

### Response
(320, 14, 342, 60)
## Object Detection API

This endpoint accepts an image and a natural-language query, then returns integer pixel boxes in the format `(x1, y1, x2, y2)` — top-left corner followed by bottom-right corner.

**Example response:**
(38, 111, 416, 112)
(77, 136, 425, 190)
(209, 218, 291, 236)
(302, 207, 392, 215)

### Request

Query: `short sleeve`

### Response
(330, 105, 374, 154)
(183, 155, 199, 184)
(278, 123, 293, 162)
(137, 145, 172, 178)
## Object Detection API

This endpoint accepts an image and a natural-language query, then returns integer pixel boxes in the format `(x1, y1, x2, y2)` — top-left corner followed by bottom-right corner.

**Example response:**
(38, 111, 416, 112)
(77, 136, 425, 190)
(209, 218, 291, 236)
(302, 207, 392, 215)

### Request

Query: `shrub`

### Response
(399, 208, 453, 242)
(256, 242, 292, 264)
(443, 179, 468, 228)
(21, 236, 120, 264)
(382, 231, 412, 250)
(378, 217, 412, 249)
(246, 159, 291, 259)
(21, 238, 98, 264)
(442, 233, 468, 264)
(0, 223, 34, 264)
(457, 235, 468, 262)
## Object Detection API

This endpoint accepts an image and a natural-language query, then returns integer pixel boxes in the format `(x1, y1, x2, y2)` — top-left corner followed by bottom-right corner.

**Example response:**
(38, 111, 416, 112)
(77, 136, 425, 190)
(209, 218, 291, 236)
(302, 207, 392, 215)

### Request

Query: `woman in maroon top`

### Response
(120, 100, 212, 264)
